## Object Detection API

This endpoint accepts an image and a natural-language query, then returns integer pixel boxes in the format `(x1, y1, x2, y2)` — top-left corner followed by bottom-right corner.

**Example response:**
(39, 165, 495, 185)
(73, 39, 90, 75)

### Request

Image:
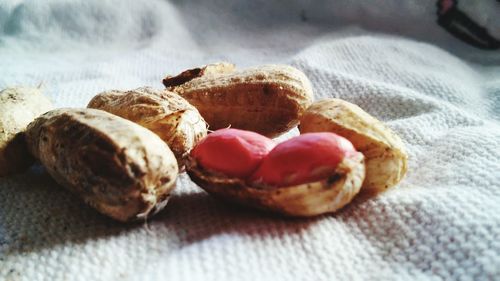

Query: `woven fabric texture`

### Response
(1, 1, 499, 280)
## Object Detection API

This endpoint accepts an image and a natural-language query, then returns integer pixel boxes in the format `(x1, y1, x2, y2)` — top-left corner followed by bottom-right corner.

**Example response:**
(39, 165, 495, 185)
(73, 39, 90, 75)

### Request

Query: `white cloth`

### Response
(1, 1, 499, 280)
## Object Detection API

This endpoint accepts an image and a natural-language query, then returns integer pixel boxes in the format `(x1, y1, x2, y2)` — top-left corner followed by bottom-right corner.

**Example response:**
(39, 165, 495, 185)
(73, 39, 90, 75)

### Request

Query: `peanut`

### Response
(191, 128, 275, 178)
(163, 62, 314, 138)
(0, 87, 53, 176)
(187, 129, 365, 217)
(299, 99, 408, 196)
(251, 133, 358, 187)
(25, 108, 178, 222)
(87, 87, 207, 167)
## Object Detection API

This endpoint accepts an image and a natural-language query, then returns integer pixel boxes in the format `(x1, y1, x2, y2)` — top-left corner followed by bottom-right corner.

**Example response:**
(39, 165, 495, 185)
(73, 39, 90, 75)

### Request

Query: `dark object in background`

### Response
(437, 0, 500, 50)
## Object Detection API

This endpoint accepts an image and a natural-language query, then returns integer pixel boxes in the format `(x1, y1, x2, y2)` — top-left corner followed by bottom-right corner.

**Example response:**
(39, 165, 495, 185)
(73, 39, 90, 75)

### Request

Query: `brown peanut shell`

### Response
(164, 63, 314, 138)
(88, 87, 207, 166)
(186, 152, 365, 217)
(299, 99, 408, 196)
(0, 87, 53, 176)
(26, 108, 178, 222)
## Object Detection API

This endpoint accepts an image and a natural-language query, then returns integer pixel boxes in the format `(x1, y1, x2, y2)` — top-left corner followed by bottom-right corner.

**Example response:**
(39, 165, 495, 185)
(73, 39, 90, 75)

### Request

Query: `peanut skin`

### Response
(299, 99, 408, 196)
(0, 87, 53, 176)
(251, 133, 358, 187)
(163, 63, 314, 138)
(191, 128, 275, 178)
(87, 87, 207, 166)
(26, 108, 178, 222)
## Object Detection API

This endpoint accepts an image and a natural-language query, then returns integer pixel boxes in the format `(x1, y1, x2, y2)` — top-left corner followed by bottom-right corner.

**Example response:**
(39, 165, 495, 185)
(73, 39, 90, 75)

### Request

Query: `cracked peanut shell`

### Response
(163, 63, 314, 138)
(87, 87, 207, 166)
(186, 152, 365, 217)
(26, 108, 178, 222)
(299, 99, 408, 196)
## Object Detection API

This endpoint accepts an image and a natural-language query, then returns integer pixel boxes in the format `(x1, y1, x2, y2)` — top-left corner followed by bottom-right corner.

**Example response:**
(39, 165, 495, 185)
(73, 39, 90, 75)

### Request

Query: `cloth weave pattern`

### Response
(1, 1, 499, 280)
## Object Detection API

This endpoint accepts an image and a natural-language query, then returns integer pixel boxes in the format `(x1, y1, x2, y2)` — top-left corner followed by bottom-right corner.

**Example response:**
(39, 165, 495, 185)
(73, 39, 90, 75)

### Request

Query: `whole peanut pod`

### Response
(87, 87, 207, 167)
(163, 63, 314, 138)
(26, 108, 178, 222)
(299, 99, 408, 196)
(0, 87, 53, 176)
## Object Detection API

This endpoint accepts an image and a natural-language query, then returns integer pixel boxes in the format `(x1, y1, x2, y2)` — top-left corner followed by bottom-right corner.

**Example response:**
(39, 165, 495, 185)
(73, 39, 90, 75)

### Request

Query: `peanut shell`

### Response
(26, 108, 178, 222)
(88, 87, 207, 166)
(187, 152, 365, 217)
(299, 99, 408, 196)
(164, 63, 314, 138)
(0, 87, 53, 176)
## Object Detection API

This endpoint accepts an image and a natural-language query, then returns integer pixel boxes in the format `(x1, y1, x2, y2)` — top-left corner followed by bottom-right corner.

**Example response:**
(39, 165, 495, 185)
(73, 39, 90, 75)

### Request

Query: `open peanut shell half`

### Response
(186, 152, 365, 217)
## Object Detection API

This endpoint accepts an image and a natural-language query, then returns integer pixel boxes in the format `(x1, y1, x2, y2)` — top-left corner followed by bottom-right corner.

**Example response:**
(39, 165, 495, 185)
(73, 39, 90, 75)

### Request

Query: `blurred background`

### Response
(0, 0, 498, 108)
